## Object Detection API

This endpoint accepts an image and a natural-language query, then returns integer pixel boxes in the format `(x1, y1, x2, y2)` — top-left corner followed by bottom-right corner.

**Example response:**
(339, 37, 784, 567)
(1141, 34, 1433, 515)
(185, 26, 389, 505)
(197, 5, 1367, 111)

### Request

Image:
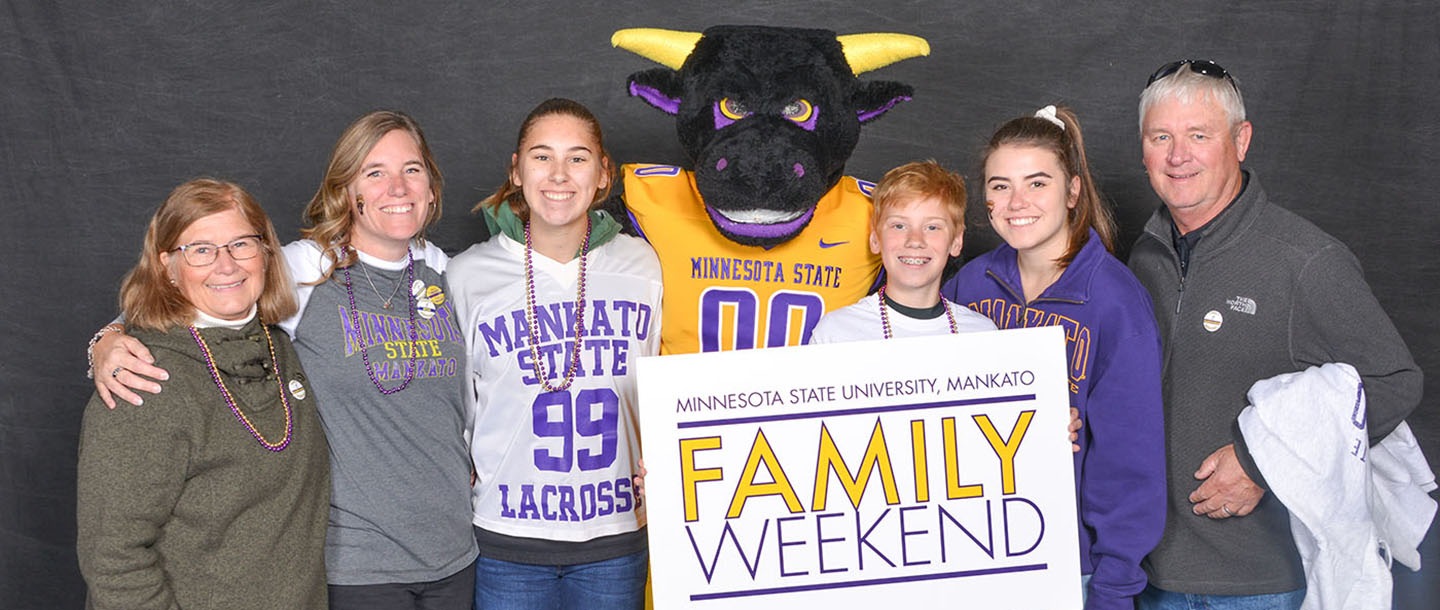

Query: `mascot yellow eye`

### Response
(781, 99, 814, 123)
(719, 97, 751, 120)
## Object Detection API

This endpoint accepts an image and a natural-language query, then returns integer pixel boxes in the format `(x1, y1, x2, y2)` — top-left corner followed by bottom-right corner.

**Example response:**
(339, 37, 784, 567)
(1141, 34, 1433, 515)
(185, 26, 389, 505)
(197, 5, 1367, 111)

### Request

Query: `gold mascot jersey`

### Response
(622, 164, 882, 354)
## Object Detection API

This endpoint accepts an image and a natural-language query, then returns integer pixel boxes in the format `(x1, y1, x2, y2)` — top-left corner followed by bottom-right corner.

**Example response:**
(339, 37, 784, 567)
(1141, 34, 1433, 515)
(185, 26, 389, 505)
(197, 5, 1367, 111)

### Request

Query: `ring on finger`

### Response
(1221, 504, 1234, 517)
(110, 366, 123, 379)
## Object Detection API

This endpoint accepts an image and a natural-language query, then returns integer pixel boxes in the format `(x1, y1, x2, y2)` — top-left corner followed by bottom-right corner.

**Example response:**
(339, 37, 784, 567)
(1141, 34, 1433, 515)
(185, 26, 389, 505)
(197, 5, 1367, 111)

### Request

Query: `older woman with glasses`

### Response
(76, 178, 330, 609)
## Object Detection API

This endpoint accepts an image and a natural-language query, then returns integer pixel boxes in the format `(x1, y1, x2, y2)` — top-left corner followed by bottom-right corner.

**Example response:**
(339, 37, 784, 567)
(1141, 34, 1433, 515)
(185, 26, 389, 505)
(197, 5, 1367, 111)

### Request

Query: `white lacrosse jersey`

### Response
(449, 233, 663, 541)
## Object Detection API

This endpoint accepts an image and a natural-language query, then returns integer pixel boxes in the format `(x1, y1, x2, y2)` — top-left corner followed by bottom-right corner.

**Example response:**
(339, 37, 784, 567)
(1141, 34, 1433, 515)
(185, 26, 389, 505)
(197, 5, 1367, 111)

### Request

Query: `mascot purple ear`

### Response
(836, 32, 930, 123)
(628, 69, 683, 115)
(853, 81, 915, 123)
(614, 28, 699, 115)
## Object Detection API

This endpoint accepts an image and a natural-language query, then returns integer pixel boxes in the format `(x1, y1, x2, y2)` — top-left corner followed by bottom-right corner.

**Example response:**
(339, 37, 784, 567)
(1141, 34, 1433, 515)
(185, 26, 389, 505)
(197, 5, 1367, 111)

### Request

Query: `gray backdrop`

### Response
(3, 1, 1436, 607)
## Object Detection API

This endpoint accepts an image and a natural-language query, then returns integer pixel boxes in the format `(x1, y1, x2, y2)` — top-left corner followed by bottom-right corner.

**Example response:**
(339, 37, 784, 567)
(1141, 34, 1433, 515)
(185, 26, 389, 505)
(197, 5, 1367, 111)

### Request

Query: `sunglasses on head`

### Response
(1147, 59, 1235, 87)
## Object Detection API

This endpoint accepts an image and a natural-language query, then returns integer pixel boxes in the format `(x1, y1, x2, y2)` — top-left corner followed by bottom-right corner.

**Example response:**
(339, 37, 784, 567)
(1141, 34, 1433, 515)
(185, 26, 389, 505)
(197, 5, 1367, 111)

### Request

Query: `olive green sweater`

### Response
(77, 318, 330, 609)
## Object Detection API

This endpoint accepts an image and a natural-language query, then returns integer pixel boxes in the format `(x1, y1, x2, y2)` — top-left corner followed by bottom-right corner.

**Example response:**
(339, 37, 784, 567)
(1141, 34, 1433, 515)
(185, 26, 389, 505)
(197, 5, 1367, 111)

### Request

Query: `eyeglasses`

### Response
(1147, 59, 1236, 88)
(171, 235, 264, 266)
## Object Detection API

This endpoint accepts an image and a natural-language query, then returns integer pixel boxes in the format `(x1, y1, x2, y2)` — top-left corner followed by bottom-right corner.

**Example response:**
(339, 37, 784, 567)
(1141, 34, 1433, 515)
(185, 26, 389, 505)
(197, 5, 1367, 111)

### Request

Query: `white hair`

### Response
(1138, 64, 1247, 134)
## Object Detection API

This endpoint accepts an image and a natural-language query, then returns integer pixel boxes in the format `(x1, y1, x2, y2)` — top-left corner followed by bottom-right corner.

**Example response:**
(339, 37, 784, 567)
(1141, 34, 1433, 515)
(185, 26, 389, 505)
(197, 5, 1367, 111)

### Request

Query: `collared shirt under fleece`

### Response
(942, 228, 1166, 610)
(1126, 171, 1423, 596)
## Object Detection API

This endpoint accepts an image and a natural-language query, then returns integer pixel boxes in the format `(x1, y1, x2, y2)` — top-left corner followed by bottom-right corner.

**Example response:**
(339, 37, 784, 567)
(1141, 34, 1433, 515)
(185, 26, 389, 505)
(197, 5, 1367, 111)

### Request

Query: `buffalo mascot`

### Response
(610, 26, 930, 354)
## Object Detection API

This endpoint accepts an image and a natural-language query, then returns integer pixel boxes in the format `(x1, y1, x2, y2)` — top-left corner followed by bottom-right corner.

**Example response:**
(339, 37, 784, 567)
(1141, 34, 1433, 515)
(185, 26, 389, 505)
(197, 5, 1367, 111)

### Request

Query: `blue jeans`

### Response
(1137, 584, 1305, 610)
(473, 549, 648, 610)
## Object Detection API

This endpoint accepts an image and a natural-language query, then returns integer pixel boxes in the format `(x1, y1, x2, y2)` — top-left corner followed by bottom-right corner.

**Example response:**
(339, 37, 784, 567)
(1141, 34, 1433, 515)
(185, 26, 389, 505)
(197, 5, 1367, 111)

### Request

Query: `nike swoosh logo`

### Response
(818, 239, 849, 249)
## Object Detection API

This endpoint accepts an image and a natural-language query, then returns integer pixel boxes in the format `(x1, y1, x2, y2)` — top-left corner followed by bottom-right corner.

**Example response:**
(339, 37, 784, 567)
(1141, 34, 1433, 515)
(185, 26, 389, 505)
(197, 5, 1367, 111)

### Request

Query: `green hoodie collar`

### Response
(481, 200, 621, 256)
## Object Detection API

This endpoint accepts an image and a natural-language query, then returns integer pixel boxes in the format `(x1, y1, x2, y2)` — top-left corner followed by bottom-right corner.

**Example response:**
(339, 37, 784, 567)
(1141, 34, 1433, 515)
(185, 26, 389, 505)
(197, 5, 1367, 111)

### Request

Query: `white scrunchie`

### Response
(1034, 105, 1064, 130)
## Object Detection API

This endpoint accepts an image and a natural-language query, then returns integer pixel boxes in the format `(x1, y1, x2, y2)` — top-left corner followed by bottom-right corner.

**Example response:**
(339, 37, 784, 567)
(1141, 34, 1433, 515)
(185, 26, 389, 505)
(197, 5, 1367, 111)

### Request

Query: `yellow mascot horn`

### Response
(837, 33, 931, 75)
(611, 28, 703, 70)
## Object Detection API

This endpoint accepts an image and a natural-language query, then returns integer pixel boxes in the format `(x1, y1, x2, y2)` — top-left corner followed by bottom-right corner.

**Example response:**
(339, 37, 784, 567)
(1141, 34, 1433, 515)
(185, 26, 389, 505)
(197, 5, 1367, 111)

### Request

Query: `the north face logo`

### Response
(1227, 296, 1257, 315)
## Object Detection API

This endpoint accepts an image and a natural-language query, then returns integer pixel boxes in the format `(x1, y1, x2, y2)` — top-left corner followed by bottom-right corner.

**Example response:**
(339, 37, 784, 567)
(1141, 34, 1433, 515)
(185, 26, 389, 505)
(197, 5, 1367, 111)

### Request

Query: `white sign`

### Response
(637, 326, 1079, 609)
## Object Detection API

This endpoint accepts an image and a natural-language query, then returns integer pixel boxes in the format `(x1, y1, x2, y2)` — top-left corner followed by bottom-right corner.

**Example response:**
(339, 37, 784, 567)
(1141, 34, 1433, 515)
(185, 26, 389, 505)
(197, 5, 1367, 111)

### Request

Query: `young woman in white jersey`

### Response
(91, 111, 478, 610)
(448, 98, 662, 609)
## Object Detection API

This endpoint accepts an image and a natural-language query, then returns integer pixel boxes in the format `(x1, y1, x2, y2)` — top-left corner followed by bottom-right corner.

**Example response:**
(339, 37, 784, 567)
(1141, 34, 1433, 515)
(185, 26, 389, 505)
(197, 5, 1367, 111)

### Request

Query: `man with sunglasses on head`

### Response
(1127, 60, 1422, 609)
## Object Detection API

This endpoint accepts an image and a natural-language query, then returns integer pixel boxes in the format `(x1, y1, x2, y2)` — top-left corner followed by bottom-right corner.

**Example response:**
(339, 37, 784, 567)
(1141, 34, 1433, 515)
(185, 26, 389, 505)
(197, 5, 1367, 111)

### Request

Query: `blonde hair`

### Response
(983, 105, 1116, 267)
(301, 110, 443, 281)
(870, 160, 967, 234)
(120, 179, 296, 331)
(475, 98, 615, 221)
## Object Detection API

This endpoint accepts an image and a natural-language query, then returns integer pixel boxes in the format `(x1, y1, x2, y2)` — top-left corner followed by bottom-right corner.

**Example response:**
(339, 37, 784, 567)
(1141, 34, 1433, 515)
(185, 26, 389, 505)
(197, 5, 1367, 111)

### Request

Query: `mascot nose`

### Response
(713, 157, 804, 179)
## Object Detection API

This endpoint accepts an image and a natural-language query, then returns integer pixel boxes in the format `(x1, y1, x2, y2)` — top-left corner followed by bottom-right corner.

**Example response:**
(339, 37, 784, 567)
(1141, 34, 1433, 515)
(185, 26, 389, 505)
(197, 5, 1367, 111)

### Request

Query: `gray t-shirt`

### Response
(284, 240, 477, 585)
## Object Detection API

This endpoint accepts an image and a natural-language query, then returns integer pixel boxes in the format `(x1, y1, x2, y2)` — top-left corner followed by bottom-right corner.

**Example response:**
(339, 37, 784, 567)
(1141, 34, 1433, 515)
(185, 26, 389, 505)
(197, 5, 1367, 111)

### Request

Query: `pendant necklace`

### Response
(524, 217, 591, 393)
(342, 245, 419, 394)
(356, 257, 407, 309)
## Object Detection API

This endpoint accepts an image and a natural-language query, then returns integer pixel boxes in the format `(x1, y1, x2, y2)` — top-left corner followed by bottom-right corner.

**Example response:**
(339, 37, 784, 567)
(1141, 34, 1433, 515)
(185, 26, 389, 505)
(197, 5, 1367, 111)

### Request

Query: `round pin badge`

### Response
(288, 378, 307, 401)
(417, 296, 437, 320)
(1203, 310, 1224, 332)
(425, 284, 445, 306)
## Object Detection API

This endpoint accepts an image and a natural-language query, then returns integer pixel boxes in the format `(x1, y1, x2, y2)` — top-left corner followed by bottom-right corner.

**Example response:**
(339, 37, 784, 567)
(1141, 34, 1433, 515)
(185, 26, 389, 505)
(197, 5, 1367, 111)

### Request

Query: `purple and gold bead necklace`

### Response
(524, 217, 591, 393)
(190, 323, 293, 451)
(878, 284, 958, 339)
(341, 246, 418, 395)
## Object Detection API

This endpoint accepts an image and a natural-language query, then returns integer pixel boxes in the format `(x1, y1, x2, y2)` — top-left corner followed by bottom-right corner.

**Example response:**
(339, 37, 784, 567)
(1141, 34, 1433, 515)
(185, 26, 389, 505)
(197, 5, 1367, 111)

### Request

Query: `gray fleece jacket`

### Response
(1127, 171, 1422, 596)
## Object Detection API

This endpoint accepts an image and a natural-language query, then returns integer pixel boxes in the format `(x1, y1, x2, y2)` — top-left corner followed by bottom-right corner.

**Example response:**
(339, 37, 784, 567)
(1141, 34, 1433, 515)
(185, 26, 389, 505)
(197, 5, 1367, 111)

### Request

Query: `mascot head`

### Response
(614, 25, 928, 247)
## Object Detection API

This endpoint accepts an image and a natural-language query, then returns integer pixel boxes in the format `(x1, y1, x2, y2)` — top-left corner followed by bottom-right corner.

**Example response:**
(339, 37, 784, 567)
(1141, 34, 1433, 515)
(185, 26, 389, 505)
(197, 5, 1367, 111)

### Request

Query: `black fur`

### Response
(624, 25, 915, 248)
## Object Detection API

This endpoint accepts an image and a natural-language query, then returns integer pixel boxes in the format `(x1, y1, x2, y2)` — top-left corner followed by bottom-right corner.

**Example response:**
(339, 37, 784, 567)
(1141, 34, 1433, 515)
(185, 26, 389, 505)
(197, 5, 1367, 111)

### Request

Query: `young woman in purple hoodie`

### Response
(941, 105, 1165, 610)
